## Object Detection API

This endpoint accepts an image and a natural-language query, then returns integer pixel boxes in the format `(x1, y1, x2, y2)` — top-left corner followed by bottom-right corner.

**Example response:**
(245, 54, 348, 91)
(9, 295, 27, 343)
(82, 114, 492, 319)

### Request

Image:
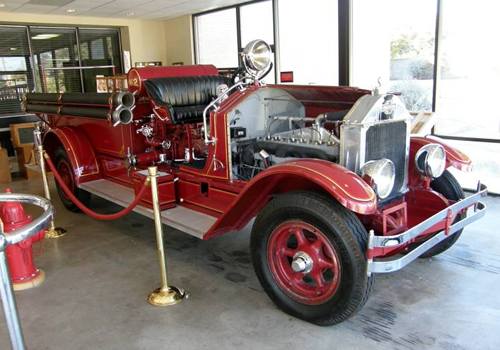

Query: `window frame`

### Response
(428, 0, 500, 144)
(193, 0, 346, 86)
(0, 22, 123, 96)
(192, 0, 278, 82)
(192, 0, 499, 145)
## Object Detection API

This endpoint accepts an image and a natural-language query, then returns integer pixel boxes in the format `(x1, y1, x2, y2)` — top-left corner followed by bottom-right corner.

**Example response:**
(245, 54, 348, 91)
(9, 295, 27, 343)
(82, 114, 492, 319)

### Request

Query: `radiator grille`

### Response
(365, 121, 407, 200)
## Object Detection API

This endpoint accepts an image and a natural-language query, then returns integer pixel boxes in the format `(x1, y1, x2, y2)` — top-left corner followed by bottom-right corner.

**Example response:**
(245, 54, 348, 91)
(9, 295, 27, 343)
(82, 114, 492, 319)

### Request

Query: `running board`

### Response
(79, 179, 217, 239)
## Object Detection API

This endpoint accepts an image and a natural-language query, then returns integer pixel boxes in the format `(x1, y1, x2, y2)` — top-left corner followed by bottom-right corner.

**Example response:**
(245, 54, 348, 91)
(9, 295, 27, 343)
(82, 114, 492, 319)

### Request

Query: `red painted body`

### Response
(410, 136, 472, 172)
(38, 65, 473, 259)
(0, 189, 45, 284)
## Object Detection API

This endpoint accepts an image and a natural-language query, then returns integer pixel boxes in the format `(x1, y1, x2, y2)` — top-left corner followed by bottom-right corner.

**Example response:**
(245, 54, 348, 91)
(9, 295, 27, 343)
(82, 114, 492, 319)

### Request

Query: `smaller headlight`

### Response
(361, 159, 395, 199)
(241, 39, 272, 76)
(415, 144, 446, 178)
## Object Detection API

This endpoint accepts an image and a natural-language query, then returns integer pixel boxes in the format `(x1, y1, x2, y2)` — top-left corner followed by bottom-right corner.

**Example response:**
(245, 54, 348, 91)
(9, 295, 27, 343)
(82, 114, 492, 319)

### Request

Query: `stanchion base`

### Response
(45, 227, 67, 239)
(147, 286, 187, 307)
(13, 270, 45, 291)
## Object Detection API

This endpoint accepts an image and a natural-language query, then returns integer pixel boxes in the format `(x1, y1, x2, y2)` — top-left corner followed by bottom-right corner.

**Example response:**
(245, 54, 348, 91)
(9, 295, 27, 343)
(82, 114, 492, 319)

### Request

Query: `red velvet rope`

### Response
(44, 153, 150, 221)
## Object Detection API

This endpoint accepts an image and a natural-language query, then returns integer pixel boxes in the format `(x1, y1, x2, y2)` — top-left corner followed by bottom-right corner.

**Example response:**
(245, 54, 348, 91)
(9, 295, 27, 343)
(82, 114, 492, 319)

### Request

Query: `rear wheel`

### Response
(54, 148, 91, 212)
(251, 191, 373, 325)
(419, 170, 466, 258)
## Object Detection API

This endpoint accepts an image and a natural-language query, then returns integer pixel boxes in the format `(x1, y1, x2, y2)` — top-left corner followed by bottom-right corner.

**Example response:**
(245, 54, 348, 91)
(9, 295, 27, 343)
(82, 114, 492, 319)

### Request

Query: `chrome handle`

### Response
(202, 81, 245, 145)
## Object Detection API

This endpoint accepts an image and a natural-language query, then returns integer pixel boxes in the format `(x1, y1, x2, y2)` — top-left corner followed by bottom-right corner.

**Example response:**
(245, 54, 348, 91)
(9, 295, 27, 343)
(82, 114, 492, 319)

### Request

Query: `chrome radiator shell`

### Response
(340, 94, 411, 199)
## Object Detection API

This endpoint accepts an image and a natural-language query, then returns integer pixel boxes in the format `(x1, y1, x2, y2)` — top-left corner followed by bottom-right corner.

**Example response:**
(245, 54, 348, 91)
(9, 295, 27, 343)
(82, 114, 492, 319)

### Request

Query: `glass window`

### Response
(240, 0, 275, 83)
(0, 57, 27, 71)
(78, 28, 122, 92)
(1, 25, 121, 98)
(0, 26, 32, 115)
(352, 0, 437, 112)
(433, 1, 500, 193)
(195, 9, 239, 68)
(434, 1, 500, 140)
(79, 28, 121, 70)
(447, 140, 500, 194)
(278, 0, 339, 85)
(30, 27, 81, 93)
(240, 1, 274, 46)
(80, 42, 89, 61)
(91, 39, 105, 60)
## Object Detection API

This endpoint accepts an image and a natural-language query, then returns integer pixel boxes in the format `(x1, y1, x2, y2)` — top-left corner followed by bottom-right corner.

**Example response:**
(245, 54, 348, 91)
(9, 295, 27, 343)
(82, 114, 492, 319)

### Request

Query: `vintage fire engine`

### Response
(25, 40, 486, 325)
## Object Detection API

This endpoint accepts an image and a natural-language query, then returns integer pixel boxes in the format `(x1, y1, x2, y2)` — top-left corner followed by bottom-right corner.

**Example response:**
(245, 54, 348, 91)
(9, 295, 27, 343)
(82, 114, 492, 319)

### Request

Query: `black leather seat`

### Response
(145, 76, 232, 124)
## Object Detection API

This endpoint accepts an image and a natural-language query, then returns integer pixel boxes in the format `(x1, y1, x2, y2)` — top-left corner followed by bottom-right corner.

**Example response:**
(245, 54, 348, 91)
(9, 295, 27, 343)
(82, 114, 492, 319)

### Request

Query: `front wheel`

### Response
(251, 191, 373, 326)
(419, 170, 466, 258)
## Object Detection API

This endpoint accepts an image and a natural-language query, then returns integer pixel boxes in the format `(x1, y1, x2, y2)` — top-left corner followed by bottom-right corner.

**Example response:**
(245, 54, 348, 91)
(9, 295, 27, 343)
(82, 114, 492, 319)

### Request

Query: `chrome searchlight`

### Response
(241, 39, 272, 77)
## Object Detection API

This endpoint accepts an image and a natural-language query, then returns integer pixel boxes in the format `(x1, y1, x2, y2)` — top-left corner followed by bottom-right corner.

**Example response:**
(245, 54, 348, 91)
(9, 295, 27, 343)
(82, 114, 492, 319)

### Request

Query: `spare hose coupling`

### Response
(112, 106, 134, 126)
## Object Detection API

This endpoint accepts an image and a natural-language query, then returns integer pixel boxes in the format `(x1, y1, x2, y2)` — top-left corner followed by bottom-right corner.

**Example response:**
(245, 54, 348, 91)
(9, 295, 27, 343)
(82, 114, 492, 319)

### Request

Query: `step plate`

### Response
(79, 179, 216, 239)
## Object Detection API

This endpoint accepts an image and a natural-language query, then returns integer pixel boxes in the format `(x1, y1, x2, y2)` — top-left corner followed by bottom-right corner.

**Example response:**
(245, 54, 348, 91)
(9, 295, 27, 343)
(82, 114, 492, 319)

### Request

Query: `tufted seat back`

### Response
(145, 75, 232, 124)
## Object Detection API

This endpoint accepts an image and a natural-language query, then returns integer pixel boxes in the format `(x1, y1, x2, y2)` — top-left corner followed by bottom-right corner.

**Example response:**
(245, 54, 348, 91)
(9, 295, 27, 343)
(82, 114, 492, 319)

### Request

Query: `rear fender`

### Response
(410, 136, 472, 171)
(204, 159, 377, 239)
(43, 127, 100, 185)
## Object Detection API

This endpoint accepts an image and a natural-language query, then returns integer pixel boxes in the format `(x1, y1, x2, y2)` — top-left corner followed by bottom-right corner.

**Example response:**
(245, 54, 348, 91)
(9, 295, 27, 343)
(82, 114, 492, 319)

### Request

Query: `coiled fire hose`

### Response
(44, 153, 150, 221)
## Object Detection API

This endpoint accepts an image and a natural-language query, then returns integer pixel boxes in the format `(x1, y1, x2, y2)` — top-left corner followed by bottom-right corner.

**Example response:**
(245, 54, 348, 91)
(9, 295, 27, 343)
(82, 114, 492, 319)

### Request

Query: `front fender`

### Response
(410, 136, 472, 171)
(43, 127, 100, 184)
(263, 159, 378, 213)
(204, 159, 377, 239)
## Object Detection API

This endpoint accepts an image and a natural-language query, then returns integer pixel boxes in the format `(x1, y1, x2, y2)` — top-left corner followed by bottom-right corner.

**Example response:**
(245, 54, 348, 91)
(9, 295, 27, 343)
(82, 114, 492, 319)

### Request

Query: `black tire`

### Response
(251, 191, 373, 326)
(54, 148, 91, 212)
(419, 170, 465, 258)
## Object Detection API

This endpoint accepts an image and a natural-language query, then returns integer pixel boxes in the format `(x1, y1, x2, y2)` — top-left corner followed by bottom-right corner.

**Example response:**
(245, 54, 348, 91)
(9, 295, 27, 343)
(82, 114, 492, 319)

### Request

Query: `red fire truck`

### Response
(25, 40, 487, 325)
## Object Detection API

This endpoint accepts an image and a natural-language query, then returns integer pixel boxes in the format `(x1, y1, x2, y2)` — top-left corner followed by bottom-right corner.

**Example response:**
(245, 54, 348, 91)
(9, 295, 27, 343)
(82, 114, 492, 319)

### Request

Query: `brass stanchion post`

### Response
(147, 166, 187, 306)
(34, 128, 66, 239)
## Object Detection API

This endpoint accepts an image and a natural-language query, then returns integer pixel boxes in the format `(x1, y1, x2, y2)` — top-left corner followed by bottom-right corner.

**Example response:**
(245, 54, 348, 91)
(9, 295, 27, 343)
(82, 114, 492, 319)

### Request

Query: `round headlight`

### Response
(361, 159, 395, 199)
(415, 144, 446, 178)
(242, 39, 272, 76)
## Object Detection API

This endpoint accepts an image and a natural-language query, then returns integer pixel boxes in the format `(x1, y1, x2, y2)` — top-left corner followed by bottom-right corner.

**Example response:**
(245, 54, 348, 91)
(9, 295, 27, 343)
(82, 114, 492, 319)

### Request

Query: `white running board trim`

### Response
(79, 179, 216, 239)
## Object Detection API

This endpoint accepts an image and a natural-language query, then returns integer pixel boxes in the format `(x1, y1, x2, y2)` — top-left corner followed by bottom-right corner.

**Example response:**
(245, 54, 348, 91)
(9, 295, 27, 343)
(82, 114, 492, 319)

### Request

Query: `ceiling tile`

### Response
(14, 3, 58, 13)
(27, 0, 73, 6)
(0, 0, 28, 11)
(0, 0, 30, 5)
(2, 0, 250, 18)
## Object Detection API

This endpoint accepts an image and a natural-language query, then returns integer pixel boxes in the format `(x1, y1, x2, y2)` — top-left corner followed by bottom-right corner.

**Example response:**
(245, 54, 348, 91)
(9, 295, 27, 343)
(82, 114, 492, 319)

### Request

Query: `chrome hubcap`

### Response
(291, 252, 313, 273)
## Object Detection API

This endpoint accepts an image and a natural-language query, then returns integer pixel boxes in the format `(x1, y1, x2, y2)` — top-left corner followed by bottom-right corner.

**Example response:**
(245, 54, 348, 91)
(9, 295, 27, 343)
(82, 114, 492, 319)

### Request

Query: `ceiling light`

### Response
(66, 8, 76, 13)
(126, 11, 135, 16)
(0, 4, 5, 8)
(10, 47, 17, 51)
(31, 34, 61, 40)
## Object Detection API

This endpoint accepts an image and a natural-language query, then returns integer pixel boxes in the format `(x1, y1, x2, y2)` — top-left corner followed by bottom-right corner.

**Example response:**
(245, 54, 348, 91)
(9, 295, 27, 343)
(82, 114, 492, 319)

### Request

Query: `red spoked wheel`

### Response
(268, 221, 341, 305)
(251, 191, 373, 325)
(54, 148, 90, 212)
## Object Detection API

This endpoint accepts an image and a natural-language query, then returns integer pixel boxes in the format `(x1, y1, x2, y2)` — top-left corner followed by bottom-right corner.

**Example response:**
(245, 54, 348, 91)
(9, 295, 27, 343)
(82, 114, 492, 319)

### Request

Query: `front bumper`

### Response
(367, 183, 488, 275)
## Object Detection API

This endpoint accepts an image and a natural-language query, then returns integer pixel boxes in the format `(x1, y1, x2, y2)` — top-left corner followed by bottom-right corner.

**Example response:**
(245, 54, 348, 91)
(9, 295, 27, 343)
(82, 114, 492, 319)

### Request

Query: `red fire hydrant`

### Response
(0, 189, 45, 291)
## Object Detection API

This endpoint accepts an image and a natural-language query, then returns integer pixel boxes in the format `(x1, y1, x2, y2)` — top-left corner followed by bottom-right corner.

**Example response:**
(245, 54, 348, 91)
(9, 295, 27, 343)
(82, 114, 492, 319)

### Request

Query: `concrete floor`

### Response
(0, 177, 499, 350)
